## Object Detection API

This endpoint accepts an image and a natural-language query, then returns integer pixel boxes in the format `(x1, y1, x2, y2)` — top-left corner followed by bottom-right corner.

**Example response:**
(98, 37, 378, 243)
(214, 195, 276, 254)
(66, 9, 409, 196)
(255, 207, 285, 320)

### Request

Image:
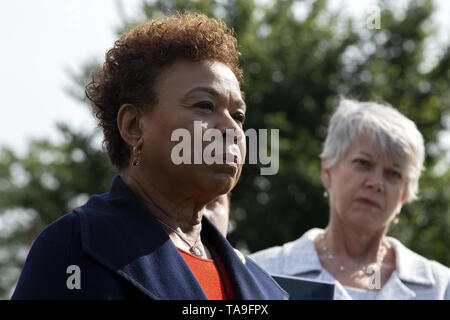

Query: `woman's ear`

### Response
(117, 103, 143, 147)
(400, 183, 409, 204)
(321, 157, 332, 190)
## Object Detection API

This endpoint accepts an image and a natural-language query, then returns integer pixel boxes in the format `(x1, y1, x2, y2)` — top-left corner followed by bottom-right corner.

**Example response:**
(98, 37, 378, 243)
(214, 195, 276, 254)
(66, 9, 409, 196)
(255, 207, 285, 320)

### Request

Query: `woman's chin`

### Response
(198, 174, 234, 198)
(210, 175, 234, 193)
(349, 213, 383, 231)
(180, 164, 239, 202)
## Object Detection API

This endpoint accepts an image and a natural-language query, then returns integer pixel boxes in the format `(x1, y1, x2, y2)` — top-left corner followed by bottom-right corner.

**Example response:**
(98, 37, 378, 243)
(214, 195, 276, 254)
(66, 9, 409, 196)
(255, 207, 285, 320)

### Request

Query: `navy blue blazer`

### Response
(12, 175, 288, 300)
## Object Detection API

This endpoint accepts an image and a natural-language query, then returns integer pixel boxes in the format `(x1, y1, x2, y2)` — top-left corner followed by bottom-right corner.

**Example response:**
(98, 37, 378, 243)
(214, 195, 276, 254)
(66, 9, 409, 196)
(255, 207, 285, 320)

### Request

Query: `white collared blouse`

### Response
(249, 228, 450, 300)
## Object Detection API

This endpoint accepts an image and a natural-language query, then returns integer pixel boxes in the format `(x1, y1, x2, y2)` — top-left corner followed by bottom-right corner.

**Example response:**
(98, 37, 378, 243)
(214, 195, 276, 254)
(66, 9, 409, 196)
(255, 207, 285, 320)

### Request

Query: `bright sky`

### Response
(0, 0, 142, 155)
(1, 0, 449, 157)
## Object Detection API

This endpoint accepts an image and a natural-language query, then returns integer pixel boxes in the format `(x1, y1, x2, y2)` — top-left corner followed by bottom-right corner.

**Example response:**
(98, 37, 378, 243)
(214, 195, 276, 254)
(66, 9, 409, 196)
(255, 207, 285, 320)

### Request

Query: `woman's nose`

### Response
(365, 168, 384, 192)
(217, 112, 243, 143)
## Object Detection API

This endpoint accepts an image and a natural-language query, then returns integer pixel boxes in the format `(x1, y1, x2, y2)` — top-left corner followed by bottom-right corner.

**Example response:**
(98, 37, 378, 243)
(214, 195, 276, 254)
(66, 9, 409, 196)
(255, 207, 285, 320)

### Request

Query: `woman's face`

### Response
(322, 136, 409, 231)
(204, 194, 230, 236)
(138, 59, 246, 202)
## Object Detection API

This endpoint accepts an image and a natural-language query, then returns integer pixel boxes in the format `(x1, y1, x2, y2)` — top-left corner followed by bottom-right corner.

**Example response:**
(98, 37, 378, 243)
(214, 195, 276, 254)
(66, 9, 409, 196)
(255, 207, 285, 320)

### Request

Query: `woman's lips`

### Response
(356, 197, 381, 209)
(204, 153, 241, 165)
(214, 155, 239, 176)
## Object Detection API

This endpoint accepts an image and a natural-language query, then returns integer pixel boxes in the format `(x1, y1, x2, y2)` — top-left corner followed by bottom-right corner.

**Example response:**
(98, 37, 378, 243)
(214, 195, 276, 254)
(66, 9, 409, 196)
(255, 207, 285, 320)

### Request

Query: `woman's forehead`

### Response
(347, 135, 407, 168)
(155, 59, 243, 101)
(158, 59, 239, 87)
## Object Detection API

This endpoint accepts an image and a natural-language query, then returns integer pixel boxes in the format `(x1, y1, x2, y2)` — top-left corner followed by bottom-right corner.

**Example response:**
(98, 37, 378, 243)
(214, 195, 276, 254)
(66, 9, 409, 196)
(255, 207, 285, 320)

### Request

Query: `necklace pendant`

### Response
(190, 245, 202, 256)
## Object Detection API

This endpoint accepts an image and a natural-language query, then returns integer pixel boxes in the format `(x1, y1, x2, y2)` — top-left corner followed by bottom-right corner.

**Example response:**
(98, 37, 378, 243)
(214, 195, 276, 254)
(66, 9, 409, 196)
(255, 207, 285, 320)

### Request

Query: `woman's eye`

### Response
(193, 101, 214, 111)
(233, 112, 246, 124)
(354, 159, 371, 167)
(387, 170, 402, 179)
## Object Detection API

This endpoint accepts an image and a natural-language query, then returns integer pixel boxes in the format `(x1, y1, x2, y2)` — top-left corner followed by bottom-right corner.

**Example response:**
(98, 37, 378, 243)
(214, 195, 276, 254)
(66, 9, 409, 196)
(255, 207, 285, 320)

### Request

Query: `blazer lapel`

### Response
(377, 271, 416, 300)
(201, 217, 287, 300)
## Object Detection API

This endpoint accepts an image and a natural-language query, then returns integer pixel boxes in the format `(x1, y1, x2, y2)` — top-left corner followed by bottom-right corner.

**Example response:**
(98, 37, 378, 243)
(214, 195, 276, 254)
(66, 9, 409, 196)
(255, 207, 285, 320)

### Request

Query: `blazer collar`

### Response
(282, 228, 324, 276)
(387, 237, 435, 286)
(201, 217, 286, 299)
(75, 175, 284, 300)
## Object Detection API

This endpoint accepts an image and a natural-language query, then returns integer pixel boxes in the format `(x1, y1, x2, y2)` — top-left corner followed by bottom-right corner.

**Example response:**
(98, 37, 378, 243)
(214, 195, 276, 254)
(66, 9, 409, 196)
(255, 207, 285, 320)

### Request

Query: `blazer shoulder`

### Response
(12, 211, 127, 300)
(25, 211, 79, 265)
(249, 236, 305, 274)
(249, 244, 285, 273)
(429, 259, 450, 276)
(430, 260, 450, 293)
(430, 260, 450, 277)
(11, 212, 79, 299)
(417, 259, 450, 300)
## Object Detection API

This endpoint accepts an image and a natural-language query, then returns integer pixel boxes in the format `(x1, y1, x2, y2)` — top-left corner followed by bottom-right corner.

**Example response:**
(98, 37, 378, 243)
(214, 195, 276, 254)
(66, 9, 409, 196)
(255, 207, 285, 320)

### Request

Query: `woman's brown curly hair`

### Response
(85, 12, 243, 169)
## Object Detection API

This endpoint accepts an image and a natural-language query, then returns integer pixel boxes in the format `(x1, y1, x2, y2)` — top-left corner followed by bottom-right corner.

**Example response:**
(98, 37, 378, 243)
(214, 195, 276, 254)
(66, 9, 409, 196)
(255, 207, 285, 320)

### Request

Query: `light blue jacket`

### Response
(249, 228, 450, 300)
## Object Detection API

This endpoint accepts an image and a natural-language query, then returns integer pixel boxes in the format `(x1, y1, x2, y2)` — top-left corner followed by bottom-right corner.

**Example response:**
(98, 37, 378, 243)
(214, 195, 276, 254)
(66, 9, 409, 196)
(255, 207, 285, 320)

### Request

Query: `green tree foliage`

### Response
(1, 0, 449, 298)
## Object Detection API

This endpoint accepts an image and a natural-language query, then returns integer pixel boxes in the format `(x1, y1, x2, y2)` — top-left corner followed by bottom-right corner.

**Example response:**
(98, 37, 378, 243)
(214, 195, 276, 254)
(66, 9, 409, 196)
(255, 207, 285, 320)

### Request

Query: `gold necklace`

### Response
(156, 218, 203, 256)
(319, 231, 388, 276)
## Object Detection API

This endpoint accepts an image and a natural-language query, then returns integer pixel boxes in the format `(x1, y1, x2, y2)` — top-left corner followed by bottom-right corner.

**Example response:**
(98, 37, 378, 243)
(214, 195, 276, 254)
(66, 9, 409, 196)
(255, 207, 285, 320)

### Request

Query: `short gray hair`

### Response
(320, 98, 425, 202)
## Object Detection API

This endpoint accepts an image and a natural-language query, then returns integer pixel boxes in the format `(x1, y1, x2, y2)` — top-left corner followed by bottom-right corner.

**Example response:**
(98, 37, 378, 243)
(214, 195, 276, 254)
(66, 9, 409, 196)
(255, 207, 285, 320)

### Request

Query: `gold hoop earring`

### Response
(132, 145, 141, 166)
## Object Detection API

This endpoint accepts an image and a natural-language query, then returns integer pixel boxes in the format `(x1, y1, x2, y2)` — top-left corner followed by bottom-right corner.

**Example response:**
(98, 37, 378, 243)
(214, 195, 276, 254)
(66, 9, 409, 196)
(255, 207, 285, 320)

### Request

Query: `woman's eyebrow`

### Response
(186, 86, 246, 110)
(186, 86, 219, 96)
(357, 151, 373, 158)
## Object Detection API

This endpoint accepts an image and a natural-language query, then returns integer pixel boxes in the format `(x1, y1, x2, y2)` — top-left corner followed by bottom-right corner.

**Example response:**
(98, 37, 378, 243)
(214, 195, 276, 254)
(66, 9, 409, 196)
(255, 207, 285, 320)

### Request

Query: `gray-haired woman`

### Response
(250, 98, 450, 299)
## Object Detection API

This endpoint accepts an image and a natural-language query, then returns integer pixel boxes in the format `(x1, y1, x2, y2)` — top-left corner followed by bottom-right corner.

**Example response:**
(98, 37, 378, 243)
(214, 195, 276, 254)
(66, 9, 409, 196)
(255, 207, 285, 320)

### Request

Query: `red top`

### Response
(178, 249, 235, 300)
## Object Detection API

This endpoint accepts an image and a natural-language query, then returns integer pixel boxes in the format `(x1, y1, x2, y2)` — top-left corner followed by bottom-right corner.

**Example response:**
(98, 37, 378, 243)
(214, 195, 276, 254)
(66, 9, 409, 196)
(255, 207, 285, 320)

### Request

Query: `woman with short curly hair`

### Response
(12, 12, 287, 300)
(86, 12, 243, 169)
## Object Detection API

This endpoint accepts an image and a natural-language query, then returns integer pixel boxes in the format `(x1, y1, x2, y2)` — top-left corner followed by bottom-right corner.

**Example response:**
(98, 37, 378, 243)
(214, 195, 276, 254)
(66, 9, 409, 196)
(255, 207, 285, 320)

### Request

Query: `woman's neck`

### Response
(325, 215, 390, 263)
(120, 170, 214, 258)
(316, 216, 396, 291)
(120, 170, 205, 233)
